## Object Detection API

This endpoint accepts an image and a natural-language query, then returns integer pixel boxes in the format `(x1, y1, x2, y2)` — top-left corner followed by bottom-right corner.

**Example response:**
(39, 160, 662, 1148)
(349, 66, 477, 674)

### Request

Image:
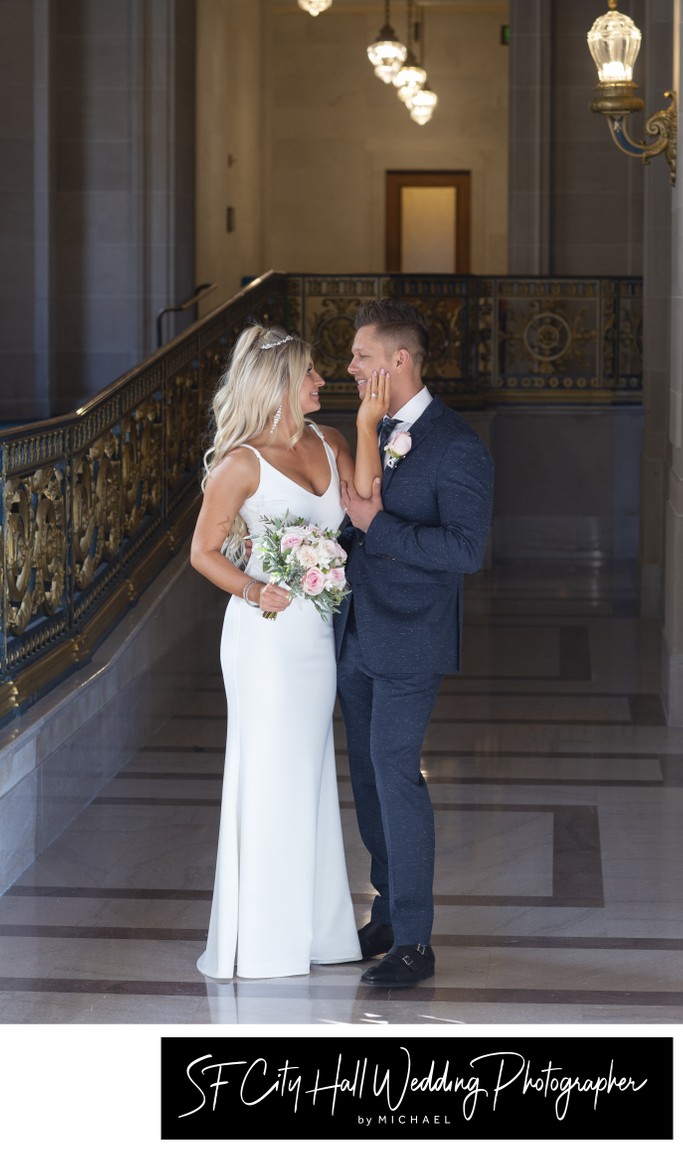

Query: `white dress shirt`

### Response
(390, 385, 433, 430)
(380, 386, 433, 465)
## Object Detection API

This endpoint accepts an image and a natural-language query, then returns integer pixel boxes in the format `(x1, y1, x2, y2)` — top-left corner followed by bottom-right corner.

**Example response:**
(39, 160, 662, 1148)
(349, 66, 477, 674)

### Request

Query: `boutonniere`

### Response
(384, 429, 412, 469)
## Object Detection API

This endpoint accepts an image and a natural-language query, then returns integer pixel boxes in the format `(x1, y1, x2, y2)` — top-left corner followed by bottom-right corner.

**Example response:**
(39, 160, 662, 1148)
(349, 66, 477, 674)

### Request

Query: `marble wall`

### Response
(0, 544, 224, 895)
(491, 407, 643, 562)
(195, 0, 265, 310)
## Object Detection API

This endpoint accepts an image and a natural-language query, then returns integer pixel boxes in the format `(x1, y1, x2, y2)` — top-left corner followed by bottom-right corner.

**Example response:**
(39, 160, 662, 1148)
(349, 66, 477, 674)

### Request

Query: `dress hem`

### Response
(198, 952, 363, 981)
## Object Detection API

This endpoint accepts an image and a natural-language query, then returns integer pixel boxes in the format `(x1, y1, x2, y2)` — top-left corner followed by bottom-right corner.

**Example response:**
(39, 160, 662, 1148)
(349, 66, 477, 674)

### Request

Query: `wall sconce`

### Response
(587, 0, 677, 185)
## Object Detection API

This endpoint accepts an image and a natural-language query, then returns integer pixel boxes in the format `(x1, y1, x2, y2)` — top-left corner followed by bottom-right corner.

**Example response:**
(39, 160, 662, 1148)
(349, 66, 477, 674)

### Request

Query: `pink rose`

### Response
(281, 531, 305, 552)
(302, 567, 325, 595)
(387, 430, 412, 457)
(325, 566, 347, 588)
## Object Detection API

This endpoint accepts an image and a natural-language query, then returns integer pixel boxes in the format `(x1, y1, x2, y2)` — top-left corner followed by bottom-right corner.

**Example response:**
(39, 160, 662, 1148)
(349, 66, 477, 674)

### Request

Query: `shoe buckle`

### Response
(416, 944, 427, 955)
(401, 954, 415, 968)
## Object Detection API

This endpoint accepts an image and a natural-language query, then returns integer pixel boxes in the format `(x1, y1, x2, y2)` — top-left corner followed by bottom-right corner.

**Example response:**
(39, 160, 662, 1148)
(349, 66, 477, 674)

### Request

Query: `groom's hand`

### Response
(341, 476, 383, 533)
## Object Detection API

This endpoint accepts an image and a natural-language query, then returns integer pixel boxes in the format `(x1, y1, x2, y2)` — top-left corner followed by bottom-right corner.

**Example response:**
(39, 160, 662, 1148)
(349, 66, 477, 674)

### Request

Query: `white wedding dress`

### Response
(197, 424, 361, 979)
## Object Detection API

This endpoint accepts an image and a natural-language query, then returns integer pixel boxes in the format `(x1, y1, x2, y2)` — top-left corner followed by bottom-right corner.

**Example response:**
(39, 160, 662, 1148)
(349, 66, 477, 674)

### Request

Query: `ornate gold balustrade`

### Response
(0, 270, 642, 724)
(0, 272, 288, 724)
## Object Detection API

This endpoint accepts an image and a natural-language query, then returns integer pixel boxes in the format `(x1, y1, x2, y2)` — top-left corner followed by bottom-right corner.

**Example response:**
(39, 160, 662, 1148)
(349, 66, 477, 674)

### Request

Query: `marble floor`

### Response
(2, 561, 683, 1029)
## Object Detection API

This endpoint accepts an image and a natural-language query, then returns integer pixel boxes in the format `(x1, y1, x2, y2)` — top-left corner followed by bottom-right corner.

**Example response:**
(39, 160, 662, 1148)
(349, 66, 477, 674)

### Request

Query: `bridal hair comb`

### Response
(260, 334, 294, 350)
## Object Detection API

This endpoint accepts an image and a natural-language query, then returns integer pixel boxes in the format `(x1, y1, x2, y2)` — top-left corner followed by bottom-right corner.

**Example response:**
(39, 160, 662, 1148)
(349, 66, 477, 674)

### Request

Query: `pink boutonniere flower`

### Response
(384, 429, 412, 469)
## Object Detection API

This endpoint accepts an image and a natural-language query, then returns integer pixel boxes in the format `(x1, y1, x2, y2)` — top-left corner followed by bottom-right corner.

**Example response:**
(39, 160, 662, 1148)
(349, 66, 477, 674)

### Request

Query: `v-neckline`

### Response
(258, 452, 334, 498)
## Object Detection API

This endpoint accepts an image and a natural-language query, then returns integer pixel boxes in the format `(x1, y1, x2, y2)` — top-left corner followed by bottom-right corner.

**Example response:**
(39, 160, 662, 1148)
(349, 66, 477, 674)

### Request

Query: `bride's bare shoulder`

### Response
(206, 444, 259, 489)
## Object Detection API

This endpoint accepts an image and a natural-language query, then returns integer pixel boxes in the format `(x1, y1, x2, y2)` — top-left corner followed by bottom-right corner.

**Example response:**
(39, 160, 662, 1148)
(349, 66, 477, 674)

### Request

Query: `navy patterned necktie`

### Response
(377, 416, 400, 456)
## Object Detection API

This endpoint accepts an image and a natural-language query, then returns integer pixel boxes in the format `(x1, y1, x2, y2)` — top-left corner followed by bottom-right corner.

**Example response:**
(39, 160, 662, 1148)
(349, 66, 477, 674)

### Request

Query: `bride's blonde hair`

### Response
(202, 323, 312, 562)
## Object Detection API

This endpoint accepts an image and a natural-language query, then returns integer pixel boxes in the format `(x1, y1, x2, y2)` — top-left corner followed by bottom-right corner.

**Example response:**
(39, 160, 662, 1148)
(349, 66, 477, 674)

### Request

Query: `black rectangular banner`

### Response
(160, 1035, 673, 1140)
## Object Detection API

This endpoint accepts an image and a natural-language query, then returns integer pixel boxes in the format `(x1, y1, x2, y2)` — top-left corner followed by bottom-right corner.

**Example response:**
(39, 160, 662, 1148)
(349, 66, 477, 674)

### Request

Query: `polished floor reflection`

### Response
(2, 561, 683, 1025)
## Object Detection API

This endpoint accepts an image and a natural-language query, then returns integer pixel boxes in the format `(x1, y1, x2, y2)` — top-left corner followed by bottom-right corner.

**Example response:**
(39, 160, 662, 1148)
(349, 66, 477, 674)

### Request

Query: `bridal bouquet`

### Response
(256, 513, 350, 621)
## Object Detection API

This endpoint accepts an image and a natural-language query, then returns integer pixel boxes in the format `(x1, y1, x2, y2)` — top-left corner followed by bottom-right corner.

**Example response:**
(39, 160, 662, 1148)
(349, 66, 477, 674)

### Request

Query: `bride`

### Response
(190, 323, 385, 980)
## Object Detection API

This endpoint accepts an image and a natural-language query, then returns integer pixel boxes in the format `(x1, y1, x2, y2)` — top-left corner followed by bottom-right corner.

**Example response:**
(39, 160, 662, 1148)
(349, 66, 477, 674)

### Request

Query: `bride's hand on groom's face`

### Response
(341, 477, 383, 533)
(357, 369, 390, 431)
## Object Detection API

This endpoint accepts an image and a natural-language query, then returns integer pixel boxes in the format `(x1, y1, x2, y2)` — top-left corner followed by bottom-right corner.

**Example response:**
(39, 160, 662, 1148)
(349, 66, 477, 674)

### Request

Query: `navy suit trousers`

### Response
(337, 617, 442, 945)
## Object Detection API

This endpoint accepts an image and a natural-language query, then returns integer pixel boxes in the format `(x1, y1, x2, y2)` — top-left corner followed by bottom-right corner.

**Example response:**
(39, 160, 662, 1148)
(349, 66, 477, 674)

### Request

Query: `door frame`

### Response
(385, 170, 471, 274)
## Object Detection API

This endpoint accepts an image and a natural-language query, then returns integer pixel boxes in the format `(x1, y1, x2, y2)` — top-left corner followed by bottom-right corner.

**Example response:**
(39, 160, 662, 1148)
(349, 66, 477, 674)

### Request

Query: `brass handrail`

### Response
(0, 271, 642, 723)
(156, 282, 217, 348)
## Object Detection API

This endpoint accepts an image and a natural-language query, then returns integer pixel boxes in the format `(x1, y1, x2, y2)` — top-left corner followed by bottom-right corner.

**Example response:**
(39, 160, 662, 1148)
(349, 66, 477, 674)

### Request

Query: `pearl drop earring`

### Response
(270, 402, 283, 434)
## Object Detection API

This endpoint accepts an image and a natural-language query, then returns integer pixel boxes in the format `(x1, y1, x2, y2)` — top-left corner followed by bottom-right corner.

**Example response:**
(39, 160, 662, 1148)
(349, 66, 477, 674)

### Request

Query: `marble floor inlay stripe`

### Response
(2, 923, 682, 949)
(5, 886, 213, 900)
(0, 978, 681, 1010)
(0, 925, 207, 941)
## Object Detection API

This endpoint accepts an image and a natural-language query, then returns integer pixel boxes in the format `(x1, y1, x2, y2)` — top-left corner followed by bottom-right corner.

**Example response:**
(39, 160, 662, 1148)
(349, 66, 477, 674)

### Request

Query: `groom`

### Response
(336, 298, 494, 986)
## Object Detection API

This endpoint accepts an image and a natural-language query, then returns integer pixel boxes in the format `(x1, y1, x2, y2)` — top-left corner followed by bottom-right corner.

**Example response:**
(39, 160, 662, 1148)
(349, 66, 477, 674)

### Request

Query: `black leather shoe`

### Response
(358, 920, 394, 959)
(361, 944, 435, 986)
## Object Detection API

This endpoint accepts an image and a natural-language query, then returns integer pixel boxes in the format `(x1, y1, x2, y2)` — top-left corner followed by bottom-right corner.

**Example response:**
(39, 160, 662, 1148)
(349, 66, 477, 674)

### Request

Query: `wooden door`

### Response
(386, 171, 471, 273)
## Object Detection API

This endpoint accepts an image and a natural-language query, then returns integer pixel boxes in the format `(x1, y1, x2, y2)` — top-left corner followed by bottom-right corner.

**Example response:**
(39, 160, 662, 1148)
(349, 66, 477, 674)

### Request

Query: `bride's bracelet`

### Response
(242, 578, 261, 607)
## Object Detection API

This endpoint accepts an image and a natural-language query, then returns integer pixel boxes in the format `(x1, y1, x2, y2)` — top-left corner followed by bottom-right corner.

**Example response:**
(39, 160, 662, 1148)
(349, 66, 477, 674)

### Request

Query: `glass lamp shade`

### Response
(393, 52, 427, 98)
(367, 24, 407, 83)
(408, 84, 438, 124)
(297, 0, 333, 15)
(374, 60, 403, 83)
(587, 4, 642, 83)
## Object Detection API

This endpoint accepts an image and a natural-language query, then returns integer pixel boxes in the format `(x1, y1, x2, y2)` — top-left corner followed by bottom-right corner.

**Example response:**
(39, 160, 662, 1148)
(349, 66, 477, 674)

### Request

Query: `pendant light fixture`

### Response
(393, 1, 427, 103)
(409, 82, 438, 124)
(367, 0, 407, 84)
(407, 5, 438, 124)
(297, 0, 333, 15)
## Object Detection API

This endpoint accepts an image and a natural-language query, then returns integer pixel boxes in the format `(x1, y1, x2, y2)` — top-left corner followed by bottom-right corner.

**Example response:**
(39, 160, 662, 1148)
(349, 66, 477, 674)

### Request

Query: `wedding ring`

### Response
(371, 391, 378, 398)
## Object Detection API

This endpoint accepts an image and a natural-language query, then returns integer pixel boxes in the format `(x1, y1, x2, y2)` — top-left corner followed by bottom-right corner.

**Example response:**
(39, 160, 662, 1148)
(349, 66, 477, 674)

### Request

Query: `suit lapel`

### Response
(381, 395, 443, 493)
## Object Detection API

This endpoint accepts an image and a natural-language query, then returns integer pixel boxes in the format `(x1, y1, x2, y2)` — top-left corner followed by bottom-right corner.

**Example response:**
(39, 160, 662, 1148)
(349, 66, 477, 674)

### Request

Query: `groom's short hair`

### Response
(354, 298, 430, 369)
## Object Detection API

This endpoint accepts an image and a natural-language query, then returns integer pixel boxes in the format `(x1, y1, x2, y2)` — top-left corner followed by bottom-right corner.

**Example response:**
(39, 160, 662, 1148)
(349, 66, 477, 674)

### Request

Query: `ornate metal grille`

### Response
(286, 273, 642, 407)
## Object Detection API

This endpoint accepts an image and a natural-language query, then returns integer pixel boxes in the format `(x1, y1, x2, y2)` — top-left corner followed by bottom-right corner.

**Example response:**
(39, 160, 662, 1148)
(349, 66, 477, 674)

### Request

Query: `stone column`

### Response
(0, 0, 196, 421)
(640, 0, 674, 618)
(507, 0, 552, 273)
(48, 0, 196, 411)
(0, 0, 52, 421)
(662, 0, 683, 723)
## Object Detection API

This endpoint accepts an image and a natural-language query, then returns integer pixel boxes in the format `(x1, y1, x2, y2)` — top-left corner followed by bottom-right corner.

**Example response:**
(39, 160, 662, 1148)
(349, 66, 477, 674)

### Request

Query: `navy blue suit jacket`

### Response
(334, 395, 494, 675)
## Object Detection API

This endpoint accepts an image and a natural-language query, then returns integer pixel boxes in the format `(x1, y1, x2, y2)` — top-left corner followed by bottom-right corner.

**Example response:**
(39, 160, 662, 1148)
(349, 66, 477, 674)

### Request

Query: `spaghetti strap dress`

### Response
(196, 424, 361, 979)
